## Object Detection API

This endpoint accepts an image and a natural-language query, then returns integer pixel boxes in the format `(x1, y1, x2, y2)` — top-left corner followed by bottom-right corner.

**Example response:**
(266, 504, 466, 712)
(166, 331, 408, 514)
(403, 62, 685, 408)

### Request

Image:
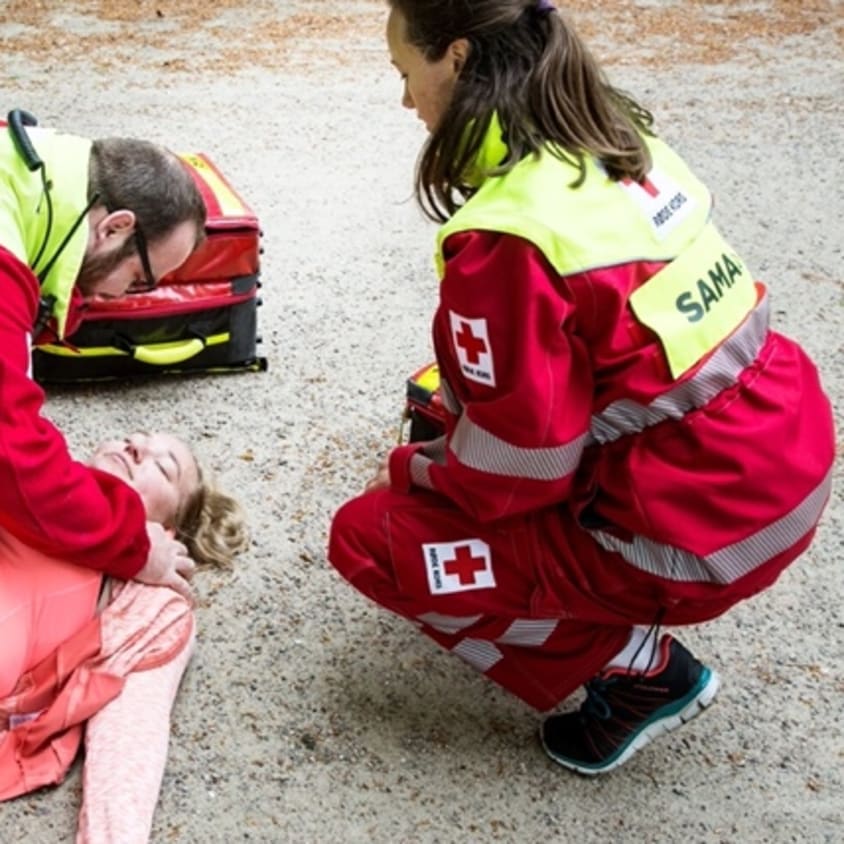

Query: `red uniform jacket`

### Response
(0, 245, 148, 578)
(390, 230, 834, 601)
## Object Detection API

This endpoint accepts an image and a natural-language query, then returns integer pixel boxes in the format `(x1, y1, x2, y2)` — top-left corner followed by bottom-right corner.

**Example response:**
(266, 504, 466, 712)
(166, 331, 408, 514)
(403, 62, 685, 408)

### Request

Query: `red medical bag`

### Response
(33, 153, 267, 382)
(404, 361, 448, 442)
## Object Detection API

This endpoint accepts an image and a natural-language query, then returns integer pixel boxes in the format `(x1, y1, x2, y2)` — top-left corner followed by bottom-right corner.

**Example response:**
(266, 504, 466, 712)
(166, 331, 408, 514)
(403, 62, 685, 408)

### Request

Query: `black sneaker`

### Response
(540, 635, 719, 775)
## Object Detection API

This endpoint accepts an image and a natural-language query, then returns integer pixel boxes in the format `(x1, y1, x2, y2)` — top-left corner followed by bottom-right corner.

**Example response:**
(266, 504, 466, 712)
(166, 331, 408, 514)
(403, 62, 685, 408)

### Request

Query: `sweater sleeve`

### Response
(392, 230, 593, 523)
(0, 246, 149, 578)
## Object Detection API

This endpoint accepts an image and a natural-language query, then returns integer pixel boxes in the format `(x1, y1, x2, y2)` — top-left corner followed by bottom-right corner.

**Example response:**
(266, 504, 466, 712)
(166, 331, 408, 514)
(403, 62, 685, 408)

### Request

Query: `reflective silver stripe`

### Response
(417, 612, 482, 634)
(707, 468, 832, 580)
(496, 619, 557, 647)
(422, 435, 447, 465)
(440, 376, 461, 414)
(590, 468, 832, 584)
(409, 452, 435, 489)
(409, 436, 448, 489)
(591, 294, 770, 445)
(453, 639, 502, 672)
(590, 531, 722, 582)
(450, 413, 588, 481)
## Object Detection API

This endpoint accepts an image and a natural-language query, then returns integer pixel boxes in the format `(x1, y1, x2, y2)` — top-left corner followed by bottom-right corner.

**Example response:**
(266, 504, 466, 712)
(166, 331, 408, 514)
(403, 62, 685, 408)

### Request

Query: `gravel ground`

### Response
(1, 1, 842, 842)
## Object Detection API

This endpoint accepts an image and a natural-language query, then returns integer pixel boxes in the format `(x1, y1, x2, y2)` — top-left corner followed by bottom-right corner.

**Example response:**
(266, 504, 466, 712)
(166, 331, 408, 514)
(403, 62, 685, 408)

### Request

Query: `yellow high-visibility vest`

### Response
(436, 122, 758, 379)
(0, 127, 91, 339)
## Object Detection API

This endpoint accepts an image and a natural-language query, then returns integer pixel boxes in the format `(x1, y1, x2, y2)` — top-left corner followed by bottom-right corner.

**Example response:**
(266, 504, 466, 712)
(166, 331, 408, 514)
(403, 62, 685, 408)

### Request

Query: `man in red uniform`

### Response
(0, 113, 206, 595)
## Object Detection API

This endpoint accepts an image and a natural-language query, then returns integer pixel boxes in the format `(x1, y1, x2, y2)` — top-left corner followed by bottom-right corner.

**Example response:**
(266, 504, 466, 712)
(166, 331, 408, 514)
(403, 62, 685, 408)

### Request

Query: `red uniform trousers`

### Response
(329, 487, 810, 712)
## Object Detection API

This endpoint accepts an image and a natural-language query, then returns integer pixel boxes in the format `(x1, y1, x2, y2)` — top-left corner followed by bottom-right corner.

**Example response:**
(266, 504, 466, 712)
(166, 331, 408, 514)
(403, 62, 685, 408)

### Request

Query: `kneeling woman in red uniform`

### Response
(329, 0, 835, 774)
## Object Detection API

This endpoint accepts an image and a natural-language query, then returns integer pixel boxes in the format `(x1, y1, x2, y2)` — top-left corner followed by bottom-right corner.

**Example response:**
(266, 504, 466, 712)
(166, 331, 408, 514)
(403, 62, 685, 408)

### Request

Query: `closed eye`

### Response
(159, 451, 181, 482)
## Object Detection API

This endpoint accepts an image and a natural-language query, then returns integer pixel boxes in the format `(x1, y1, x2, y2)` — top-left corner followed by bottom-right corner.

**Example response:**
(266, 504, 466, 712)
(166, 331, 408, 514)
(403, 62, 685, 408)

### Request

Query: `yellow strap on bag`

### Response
(38, 333, 229, 366)
(629, 223, 757, 379)
(132, 338, 206, 365)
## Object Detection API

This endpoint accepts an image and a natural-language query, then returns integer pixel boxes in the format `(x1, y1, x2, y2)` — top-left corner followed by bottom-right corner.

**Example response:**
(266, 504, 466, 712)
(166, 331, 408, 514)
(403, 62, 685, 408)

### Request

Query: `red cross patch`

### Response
(422, 539, 496, 595)
(449, 311, 496, 387)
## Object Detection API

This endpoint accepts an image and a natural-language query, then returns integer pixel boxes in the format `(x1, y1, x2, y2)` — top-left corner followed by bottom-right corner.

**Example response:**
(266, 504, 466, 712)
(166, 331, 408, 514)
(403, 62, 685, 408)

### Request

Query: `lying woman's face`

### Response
(89, 431, 200, 527)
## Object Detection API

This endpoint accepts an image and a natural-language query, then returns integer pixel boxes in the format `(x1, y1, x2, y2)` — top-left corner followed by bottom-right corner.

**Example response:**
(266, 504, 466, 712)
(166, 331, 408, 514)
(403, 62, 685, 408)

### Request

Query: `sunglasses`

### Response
(127, 225, 157, 294)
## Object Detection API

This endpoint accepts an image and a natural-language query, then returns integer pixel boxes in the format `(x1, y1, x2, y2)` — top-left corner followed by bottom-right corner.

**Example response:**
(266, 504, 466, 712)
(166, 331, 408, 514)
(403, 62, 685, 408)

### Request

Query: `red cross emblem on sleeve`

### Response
(449, 311, 496, 387)
(455, 321, 487, 364)
(422, 539, 496, 595)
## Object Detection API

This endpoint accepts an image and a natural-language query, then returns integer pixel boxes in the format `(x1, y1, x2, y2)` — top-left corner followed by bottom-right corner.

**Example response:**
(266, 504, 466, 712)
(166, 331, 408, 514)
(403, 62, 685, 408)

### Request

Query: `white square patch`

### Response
(422, 539, 496, 595)
(618, 166, 697, 241)
(449, 311, 496, 387)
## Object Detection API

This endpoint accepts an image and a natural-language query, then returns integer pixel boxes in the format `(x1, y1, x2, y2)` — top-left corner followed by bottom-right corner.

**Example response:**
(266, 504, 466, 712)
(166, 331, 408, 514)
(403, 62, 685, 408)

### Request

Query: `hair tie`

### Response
(535, 0, 557, 14)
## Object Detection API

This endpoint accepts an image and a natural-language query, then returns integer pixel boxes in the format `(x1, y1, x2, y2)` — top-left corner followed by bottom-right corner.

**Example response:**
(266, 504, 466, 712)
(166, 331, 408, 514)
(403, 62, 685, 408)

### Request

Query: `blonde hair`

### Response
(175, 465, 249, 568)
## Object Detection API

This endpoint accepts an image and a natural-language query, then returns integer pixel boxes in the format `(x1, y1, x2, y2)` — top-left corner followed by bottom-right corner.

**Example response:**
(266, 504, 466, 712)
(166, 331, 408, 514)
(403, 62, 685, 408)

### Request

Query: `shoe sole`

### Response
(541, 667, 721, 776)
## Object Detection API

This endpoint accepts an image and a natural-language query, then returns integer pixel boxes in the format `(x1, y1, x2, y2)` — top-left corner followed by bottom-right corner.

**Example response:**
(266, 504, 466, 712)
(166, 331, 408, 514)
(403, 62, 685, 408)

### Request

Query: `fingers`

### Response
(168, 544, 196, 604)
(137, 531, 197, 603)
(163, 572, 196, 606)
(364, 466, 390, 494)
(167, 539, 195, 581)
(174, 552, 196, 581)
(170, 538, 188, 557)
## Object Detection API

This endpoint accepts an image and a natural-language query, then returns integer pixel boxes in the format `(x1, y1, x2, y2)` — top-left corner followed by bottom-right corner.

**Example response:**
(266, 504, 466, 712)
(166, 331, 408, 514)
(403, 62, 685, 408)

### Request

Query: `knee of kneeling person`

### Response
(328, 494, 390, 585)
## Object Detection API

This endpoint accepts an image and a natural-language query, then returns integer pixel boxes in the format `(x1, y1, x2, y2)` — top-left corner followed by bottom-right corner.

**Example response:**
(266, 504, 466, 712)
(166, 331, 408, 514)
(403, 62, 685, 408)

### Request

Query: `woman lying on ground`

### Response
(0, 430, 248, 844)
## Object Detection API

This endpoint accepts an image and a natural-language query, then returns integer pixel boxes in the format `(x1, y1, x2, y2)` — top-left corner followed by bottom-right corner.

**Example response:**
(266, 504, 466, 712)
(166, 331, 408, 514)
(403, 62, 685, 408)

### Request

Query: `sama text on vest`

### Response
(675, 252, 745, 323)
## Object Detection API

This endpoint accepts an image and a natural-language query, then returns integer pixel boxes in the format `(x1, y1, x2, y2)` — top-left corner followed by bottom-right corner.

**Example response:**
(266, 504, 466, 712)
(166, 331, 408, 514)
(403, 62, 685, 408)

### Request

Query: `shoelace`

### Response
(624, 609, 667, 676)
(579, 609, 669, 724)
(581, 678, 616, 721)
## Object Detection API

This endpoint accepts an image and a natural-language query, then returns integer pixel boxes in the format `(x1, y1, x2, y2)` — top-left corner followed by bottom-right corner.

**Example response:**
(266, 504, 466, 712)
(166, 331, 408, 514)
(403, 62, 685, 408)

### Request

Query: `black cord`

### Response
(36, 192, 100, 285)
(6, 110, 53, 277)
(30, 165, 53, 276)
